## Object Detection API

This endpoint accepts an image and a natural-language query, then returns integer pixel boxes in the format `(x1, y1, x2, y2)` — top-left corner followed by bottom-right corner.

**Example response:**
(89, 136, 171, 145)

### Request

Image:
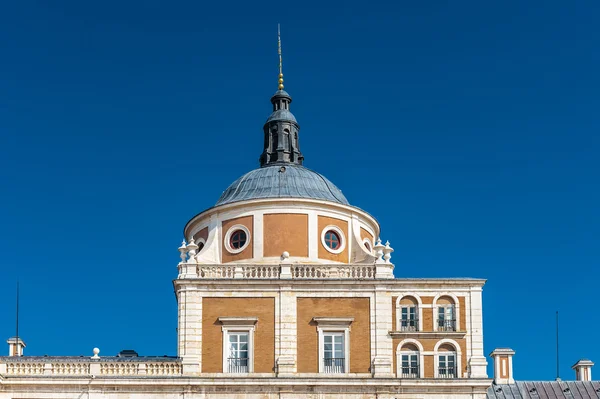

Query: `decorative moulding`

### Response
(218, 317, 258, 327)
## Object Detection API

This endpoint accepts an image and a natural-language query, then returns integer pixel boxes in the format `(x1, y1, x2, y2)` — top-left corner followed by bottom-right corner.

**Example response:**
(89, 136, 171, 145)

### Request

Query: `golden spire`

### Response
(278, 24, 284, 90)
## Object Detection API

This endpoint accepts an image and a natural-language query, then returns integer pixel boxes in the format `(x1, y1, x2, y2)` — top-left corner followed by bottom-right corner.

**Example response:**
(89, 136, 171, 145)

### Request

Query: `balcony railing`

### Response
(438, 366, 456, 378)
(194, 264, 378, 279)
(437, 319, 456, 331)
(401, 367, 419, 378)
(0, 357, 182, 376)
(323, 358, 345, 374)
(227, 357, 248, 373)
(399, 318, 419, 332)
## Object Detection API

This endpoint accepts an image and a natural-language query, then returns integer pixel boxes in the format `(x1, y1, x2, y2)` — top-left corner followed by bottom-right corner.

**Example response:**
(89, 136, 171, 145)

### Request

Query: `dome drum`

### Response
(184, 198, 379, 266)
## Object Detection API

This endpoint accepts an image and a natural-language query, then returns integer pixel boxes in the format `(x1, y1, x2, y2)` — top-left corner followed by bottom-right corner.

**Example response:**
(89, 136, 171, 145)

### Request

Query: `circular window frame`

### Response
(224, 224, 251, 254)
(362, 238, 372, 253)
(196, 237, 206, 253)
(321, 225, 346, 254)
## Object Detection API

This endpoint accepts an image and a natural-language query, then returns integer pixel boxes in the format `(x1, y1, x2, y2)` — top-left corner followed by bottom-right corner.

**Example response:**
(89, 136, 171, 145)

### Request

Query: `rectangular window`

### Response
(323, 332, 345, 373)
(400, 306, 418, 331)
(401, 353, 419, 378)
(438, 354, 456, 378)
(438, 306, 456, 331)
(227, 332, 249, 373)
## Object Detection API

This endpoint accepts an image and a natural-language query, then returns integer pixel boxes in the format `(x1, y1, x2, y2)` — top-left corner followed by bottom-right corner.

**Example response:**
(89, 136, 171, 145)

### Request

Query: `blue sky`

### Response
(1, 1, 598, 380)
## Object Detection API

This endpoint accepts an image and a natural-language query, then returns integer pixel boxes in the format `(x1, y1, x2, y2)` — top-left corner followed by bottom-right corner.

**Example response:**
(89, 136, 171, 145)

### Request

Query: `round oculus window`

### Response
(321, 225, 346, 254)
(364, 241, 371, 252)
(224, 225, 251, 254)
(324, 230, 341, 250)
(230, 230, 247, 250)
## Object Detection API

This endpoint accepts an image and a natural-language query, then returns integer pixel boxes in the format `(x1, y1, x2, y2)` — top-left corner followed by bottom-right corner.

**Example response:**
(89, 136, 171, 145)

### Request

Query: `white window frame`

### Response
(224, 224, 251, 254)
(437, 305, 456, 331)
(320, 225, 346, 255)
(312, 317, 353, 374)
(432, 293, 460, 332)
(395, 339, 425, 379)
(399, 305, 419, 332)
(433, 339, 462, 378)
(400, 351, 420, 378)
(219, 317, 258, 374)
(395, 294, 423, 332)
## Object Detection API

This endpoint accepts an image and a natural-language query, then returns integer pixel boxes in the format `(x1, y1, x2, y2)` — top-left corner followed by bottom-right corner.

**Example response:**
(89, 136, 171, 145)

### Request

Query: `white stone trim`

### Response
(308, 212, 318, 260)
(220, 317, 258, 374)
(223, 224, 251, 254)
(395, 339, 425, 378)
(313, 317, 353, 374)
(253, 211, 264, 259)
(185, 197, 380, 239)
(321, 225, 346, 254)
(433, 338, 462, 378)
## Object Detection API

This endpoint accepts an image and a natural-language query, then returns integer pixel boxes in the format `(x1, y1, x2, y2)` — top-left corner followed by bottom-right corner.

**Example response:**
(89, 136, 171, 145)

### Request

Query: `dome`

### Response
(266, 109, 297, 123)
(216, 164, 349, 206)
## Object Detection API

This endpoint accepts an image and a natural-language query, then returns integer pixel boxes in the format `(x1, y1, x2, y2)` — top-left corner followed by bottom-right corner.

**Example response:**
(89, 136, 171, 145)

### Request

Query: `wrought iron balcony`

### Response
(323, 358, 345, 374)
(438, 366, 456, 378)
(227, 357, 249, 373)
(437, 319, 456, 331)
(401, 366, 419, 378)
(399, 318, 419, 332)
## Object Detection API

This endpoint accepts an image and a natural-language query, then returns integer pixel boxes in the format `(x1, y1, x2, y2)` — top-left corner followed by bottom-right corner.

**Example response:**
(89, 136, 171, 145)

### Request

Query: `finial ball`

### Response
(93, 348, 100, 355)
(279, 73, 283, 78)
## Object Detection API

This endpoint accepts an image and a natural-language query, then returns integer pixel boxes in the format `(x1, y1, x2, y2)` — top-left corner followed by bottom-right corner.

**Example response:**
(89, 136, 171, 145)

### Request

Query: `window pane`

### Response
(229, 335, 237, 343)
(324, 343, 332, 351)
(324, 335, 332, 344)
(239, 334, 248, 343)
(334, 335, 343, 344)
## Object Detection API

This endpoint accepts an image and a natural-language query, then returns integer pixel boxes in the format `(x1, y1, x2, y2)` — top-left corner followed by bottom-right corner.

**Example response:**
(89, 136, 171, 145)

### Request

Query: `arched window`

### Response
(400, 343, 420, 378)
(436, 343, 457, 378)
(399, 296, 419, 332)
(436, 296, 456, 332)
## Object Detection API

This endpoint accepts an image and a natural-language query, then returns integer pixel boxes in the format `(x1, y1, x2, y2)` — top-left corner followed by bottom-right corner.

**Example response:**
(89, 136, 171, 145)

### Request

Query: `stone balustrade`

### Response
(191, 263, 379, 279)
(0, 357, 182, 377)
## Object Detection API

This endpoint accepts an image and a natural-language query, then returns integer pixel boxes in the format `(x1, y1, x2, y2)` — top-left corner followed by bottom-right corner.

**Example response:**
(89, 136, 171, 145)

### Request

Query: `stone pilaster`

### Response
(177, 286, 202, 376)
(277, 286, 297, 376)
(372, 287, 394, 377)
(468, 286, 488, 378)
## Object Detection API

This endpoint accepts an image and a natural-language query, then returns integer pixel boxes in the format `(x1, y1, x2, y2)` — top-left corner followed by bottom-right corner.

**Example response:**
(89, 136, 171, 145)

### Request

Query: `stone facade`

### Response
(0, 55, 493, 399)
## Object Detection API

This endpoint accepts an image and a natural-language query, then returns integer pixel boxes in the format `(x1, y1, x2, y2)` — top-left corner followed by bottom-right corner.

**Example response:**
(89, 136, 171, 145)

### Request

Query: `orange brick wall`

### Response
(297, 297, 371, 373)
(201, 297, 275, 373)
(221, 215, 253, 262)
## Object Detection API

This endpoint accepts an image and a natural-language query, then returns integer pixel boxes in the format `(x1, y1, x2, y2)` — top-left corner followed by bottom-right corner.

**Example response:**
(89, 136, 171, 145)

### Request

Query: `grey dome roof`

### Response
(266, 109, 297, 123)
(216, 164, 349, 206)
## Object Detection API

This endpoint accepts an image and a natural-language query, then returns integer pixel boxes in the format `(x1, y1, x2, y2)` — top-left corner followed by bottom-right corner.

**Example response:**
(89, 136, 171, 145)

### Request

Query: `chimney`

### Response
(7, 337, 26, 356)
(572, 359, 594, 381)
(490, 348, 515, 384)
